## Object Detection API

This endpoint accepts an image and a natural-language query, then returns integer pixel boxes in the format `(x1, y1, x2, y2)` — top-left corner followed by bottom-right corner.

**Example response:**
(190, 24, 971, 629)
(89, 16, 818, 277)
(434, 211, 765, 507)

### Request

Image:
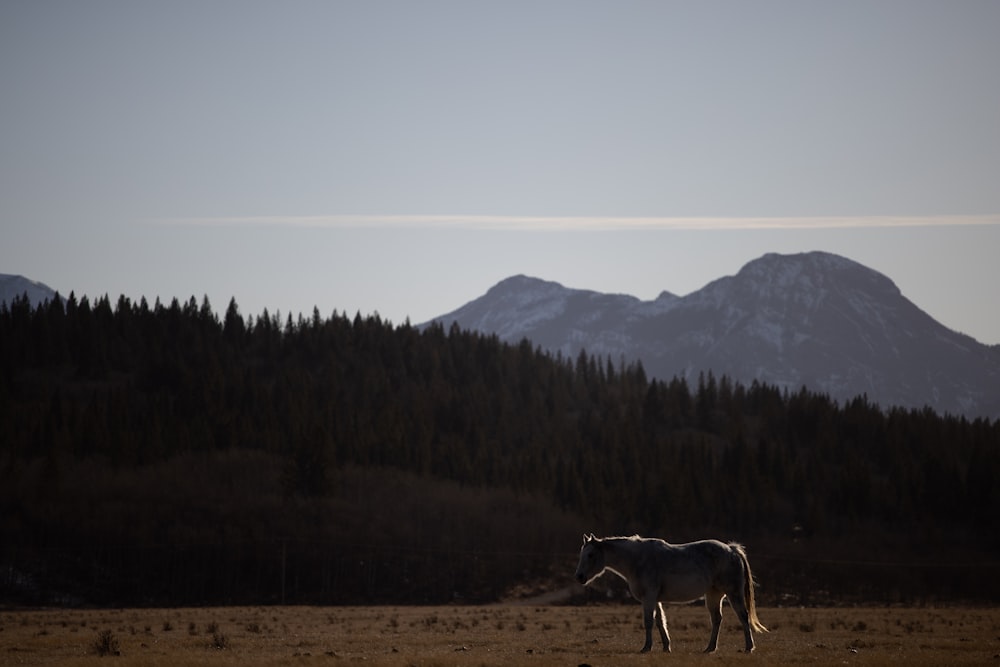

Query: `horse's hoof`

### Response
(639, 647, 651, 654)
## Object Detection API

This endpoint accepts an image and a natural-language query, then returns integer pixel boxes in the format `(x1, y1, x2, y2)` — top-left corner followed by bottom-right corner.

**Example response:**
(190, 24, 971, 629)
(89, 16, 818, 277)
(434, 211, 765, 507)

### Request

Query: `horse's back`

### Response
(664, 538, 739, 563)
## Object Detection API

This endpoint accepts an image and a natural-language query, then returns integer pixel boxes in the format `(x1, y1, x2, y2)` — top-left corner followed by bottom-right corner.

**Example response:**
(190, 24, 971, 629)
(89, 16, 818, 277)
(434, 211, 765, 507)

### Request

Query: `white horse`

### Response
(574, 533, 767, 653)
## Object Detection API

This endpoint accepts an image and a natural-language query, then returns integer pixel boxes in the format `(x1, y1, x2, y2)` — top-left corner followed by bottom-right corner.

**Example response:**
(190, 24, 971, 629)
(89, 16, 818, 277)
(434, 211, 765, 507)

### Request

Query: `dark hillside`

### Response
(1, 293, 998, 605)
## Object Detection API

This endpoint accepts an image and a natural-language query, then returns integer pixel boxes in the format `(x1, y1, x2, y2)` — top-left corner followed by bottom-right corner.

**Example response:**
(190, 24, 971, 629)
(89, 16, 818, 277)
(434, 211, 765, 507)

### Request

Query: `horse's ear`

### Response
(582, 533, 592, 544)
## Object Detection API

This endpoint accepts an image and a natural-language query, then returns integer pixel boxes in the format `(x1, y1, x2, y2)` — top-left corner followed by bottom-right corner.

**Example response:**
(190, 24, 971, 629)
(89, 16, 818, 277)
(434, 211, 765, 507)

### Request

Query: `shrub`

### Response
(92, 629, 120, 656)
(211, 631, 230, 650)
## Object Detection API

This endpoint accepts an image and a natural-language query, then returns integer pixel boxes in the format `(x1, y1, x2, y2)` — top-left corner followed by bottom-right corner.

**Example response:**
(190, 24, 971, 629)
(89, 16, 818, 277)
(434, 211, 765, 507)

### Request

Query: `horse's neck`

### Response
(603, 539, 639, 580)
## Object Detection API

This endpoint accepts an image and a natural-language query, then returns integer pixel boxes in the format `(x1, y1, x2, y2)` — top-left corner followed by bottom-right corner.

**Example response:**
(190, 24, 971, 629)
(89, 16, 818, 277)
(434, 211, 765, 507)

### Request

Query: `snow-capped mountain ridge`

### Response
(427, 251, 999, 419)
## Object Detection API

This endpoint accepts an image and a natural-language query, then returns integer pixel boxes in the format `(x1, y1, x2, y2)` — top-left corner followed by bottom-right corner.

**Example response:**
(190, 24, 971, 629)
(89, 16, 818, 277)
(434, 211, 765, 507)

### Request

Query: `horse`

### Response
(574, 533, 767, 654)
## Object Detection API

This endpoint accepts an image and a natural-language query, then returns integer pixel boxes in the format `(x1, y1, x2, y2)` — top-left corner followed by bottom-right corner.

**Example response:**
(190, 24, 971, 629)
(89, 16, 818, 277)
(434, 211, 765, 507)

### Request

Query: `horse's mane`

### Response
(601, 534, 643, 542)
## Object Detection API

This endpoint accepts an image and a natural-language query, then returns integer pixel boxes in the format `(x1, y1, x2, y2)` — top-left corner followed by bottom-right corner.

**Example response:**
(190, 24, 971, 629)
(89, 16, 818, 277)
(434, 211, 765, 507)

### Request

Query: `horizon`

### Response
(6, 243, 999, 349)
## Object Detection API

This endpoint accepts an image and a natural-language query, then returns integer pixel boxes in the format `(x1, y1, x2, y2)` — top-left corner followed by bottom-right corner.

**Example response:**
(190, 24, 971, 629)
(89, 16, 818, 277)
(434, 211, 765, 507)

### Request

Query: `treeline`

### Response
(2, 292, 999, 605)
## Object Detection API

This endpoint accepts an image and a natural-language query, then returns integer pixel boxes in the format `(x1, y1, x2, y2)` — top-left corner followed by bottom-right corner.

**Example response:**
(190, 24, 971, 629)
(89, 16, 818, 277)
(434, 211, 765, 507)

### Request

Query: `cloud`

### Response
(155, 214, 1000, 231)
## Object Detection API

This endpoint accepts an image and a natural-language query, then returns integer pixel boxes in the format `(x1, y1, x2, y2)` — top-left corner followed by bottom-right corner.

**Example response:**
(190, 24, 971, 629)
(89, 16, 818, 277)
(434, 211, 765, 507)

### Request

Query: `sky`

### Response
(3, 1, 999, 344)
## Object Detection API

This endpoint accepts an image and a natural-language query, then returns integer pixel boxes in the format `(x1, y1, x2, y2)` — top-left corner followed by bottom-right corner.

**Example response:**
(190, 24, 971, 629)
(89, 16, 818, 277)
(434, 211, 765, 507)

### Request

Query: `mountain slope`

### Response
(427, 252, 1000, 419)
(0, 274, 57, 308)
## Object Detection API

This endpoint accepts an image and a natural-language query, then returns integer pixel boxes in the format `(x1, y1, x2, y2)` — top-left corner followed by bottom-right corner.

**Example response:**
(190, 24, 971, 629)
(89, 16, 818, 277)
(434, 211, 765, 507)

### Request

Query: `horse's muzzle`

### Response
(575, 573, 586, 585)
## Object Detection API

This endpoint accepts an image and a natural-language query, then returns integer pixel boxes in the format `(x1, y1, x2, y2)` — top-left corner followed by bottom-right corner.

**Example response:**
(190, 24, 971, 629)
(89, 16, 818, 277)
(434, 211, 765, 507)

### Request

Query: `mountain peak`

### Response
(655, 290, 678, 302)
(695, 251, 903, 316)
(487, 274, 566, 296)
(738, 251, 898, 292)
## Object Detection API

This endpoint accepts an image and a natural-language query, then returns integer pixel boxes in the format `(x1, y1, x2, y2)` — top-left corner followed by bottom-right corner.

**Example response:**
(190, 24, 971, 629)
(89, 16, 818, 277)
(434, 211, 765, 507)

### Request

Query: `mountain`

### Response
(0, 274, 57, 308)
(426, 251, 1000, 420)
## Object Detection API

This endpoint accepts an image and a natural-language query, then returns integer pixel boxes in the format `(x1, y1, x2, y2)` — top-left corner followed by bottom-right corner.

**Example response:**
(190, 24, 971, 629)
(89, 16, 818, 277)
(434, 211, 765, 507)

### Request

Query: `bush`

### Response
(211, 631, 230, 650)
(92, 629, 120, 656)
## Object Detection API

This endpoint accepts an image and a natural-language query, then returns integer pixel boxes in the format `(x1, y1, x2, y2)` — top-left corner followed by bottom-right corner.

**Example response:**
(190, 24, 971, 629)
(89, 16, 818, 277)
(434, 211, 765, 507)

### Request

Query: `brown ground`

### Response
(2, 604, 998, 666)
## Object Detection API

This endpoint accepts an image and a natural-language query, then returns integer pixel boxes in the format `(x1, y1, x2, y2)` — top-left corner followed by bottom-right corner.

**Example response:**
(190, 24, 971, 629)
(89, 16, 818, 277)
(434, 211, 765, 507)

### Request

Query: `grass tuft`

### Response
(92, 628, 121, 657)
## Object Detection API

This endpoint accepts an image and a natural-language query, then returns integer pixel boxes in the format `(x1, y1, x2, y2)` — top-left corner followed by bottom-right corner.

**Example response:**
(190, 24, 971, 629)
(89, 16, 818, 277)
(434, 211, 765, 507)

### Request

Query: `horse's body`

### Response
(574, 534, 766, 653)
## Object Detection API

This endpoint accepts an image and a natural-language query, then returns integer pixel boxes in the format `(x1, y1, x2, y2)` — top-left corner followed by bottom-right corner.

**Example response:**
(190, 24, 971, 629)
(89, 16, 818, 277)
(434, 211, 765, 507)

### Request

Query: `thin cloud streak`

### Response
(155, 214, 1000, 231)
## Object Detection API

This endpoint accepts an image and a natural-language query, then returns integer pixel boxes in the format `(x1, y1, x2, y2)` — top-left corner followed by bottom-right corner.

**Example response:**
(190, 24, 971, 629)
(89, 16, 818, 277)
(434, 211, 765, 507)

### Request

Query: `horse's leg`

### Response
(729, 586, 756, 652)
(639, 596, 657, 653)
(703, 590, 724, 653)
(653, 602, 671, 652)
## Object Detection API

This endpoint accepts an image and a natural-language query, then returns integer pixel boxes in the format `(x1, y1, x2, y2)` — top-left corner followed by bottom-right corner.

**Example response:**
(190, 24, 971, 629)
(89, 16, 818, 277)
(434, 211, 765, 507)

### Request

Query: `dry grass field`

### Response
(2, 604, 998, 666)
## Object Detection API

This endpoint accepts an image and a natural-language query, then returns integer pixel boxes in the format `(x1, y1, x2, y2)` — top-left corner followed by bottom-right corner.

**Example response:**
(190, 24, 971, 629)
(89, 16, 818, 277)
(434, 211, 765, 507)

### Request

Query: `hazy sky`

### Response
(3, 1, 999, 343)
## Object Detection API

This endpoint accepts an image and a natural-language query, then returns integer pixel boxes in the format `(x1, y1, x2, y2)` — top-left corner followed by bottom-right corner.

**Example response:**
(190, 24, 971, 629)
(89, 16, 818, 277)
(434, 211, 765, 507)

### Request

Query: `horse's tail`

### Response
(732, 543, 767, 633)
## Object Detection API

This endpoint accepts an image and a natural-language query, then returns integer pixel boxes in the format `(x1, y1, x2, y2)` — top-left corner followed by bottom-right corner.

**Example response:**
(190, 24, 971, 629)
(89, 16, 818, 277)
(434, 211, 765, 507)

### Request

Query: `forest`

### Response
(1, 292, 998, 606)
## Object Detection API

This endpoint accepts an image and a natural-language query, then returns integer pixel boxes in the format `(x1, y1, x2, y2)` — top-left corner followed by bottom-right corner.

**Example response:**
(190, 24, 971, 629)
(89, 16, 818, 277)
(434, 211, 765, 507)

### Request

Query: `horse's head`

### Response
(574, 533, 606, 586)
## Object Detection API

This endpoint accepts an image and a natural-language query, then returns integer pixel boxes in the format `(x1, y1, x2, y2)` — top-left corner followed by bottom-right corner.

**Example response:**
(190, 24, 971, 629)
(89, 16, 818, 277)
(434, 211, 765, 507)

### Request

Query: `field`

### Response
(2, 604, 998, 666)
